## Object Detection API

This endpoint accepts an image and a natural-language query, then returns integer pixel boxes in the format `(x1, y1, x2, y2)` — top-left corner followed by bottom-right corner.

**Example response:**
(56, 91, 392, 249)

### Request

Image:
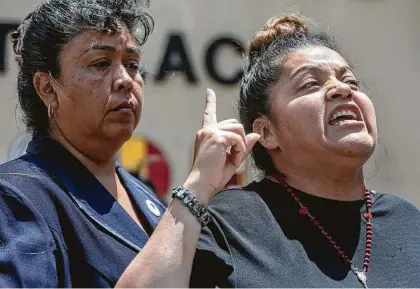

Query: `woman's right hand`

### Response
(184, 89, 260, 205)
(118, 88, 257, 288)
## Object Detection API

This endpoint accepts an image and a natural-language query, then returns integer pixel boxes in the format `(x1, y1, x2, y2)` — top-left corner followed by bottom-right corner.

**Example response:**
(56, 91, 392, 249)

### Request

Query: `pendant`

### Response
(354, 269, 368, 288)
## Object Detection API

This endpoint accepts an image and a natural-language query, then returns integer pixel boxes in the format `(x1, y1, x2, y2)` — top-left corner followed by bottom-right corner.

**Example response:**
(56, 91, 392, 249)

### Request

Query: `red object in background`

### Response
(119, 136, 171, 198)
(146, 144, 171, 197)
(120, 136, 246, 198)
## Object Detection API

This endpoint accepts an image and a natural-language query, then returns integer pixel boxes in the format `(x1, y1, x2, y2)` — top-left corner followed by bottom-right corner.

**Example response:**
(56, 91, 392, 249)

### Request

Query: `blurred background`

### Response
(0, 0, 419, 205)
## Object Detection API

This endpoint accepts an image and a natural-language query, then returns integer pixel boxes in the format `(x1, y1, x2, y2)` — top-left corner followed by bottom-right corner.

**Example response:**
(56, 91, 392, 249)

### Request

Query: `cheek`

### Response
(271, 96, 324, 145)
(131, 80, 144, 115)
(357, 95, 377, 133)
(134, 89, 143, 121)
(284, 96, 324, 133)
(133, 79, 144, 103)
(70, 70, 112, 108)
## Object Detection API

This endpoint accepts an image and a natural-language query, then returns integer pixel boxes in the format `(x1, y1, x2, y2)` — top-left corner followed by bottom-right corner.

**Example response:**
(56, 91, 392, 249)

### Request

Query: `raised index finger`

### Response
(202, 88, 217, 127)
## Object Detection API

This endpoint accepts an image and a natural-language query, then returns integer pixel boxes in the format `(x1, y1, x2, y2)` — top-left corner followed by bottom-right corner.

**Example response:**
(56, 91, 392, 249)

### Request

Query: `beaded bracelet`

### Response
(172, 186, 212, 227)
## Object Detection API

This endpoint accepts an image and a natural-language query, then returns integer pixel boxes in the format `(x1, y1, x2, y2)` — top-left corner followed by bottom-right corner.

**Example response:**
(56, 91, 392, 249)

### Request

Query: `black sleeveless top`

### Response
(191, 178, 420, 287)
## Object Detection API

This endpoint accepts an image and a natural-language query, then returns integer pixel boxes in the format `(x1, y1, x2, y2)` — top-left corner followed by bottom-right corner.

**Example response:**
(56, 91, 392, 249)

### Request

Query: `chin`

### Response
(328, 133, 376, 158)
(104, 125, 135, 144)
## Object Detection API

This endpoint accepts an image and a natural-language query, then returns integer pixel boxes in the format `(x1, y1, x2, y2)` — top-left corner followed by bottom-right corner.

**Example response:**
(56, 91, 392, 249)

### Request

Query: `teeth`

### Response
(330, 109, 358, 124)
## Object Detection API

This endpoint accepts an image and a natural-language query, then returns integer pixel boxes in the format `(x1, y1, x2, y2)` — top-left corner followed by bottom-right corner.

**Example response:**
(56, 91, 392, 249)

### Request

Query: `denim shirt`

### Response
(0, 137, 166, 287)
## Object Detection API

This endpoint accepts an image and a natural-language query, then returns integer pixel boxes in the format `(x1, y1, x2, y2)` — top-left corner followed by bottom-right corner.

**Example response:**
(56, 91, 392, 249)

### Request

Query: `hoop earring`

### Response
(48, 102, 55, 119)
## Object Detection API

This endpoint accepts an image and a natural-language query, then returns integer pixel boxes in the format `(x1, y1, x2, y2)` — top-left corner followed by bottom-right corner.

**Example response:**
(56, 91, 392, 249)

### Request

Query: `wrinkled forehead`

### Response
(281, 46, 349, 75)
(61, 27, 140, 58)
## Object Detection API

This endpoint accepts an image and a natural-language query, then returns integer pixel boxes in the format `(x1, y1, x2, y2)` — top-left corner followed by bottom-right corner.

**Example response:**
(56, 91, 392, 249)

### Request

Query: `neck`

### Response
(50, 128, 117, 178)
(272, 156, 367, 201)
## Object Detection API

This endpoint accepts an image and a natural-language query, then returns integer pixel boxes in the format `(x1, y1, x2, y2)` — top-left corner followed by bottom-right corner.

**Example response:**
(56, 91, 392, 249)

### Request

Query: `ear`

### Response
(33, 71, 58, 108)
(252, 117, 279, 150)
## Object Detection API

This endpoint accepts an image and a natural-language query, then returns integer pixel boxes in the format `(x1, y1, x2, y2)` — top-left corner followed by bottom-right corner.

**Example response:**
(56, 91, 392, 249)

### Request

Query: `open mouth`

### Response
(111, 102, 134, 113)
(328, 108, 360, 125)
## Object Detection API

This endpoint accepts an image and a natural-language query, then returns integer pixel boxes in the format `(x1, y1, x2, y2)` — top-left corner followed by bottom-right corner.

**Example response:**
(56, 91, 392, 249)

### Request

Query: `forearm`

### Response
(116, 87, 258, 287)
(116, 198, 202, 288)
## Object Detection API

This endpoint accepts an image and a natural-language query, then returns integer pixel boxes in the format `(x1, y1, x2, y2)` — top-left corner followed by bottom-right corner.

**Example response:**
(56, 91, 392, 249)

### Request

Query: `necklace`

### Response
(270, 174, 373, 288)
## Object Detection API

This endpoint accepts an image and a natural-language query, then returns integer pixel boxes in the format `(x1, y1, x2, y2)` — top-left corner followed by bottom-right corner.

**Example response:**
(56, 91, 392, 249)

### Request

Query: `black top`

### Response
(191, 178, 420, 287)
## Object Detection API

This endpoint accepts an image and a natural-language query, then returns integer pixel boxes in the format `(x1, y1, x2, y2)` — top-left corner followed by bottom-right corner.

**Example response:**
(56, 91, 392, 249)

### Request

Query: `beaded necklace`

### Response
(271, 174, 373, 288)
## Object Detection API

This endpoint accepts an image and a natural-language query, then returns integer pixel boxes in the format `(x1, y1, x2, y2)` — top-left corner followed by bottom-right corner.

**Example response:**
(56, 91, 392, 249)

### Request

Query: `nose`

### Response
(325, 80, 352, 101)
(113, 65, 134, 92)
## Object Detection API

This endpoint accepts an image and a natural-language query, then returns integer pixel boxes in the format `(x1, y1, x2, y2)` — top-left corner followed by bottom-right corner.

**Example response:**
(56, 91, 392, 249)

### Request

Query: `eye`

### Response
(300, 80, 319, 91)
(344, 79, 360, 90)
(90, 59, 110, 69)
(125, 60, 140, 71)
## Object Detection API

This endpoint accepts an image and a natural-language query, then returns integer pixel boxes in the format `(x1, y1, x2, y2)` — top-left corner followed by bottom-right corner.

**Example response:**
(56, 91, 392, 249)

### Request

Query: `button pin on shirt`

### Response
(146, 199, 161, 217)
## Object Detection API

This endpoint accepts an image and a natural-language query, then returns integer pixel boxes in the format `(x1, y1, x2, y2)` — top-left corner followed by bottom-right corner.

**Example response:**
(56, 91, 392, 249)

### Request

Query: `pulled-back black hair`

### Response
(10, 0, 153, 136)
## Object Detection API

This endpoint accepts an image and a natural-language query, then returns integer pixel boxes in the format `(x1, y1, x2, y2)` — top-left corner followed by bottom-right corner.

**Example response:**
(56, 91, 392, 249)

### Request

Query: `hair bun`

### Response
(9, 30, 21, 57)
(9, 12, 34, 65)
(249, 14, 309, 55)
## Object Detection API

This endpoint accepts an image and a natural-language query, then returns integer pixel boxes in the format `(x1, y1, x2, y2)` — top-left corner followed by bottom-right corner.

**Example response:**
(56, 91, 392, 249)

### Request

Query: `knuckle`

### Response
(211, 131, 224, 143)
(236, 123, 245, 131)
(198, 127, 218, 139)
(229, 123, 244, 132)
(214, 138, 227, 148)
(209, 131, 226, 146)
(197, 128, 209, 138)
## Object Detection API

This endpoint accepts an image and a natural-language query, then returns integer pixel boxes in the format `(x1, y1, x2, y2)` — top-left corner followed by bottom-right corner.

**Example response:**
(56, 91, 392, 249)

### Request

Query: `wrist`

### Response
(169, 198, 202, 228)
(171, 186, 212, 227)
(183, 175, 216, 207)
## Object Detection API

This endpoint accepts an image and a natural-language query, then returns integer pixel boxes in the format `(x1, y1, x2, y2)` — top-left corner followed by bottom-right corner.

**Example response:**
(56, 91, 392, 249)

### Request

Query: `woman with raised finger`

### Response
(0, 0, 258, 287)
(189, 14, 420, 288)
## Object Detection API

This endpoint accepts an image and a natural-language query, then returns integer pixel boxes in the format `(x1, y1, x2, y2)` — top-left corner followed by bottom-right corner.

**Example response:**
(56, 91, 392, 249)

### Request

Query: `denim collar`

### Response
(26, 136, 165, 252)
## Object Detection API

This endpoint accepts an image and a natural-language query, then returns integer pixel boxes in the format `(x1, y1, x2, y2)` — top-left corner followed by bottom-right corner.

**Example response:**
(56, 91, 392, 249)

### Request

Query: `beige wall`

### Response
(1, 0, 420, 204)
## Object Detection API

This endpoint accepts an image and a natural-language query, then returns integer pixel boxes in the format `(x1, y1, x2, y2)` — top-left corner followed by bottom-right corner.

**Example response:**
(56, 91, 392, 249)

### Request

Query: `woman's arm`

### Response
(115, 192, 204, 288)
(116, 89, 259, 287)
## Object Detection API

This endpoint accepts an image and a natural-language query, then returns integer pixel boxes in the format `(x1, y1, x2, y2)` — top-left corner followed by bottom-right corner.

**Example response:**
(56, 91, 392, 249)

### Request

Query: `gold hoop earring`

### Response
(48, 102, 55, 119)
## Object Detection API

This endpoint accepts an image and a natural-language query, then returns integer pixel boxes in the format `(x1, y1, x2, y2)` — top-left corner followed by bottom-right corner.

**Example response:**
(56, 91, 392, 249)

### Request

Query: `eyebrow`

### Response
(83, 44, 141, 54)
(289, 64, 354, 80)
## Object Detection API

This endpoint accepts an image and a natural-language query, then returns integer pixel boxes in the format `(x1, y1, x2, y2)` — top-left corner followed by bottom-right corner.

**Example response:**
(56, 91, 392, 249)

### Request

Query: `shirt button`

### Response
(146, 199, 161, 217)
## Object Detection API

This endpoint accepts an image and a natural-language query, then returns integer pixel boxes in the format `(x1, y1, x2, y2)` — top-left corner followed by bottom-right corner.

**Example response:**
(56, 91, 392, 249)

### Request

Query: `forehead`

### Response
(61, 27, 139, 57)
(282, 46, 349, 74)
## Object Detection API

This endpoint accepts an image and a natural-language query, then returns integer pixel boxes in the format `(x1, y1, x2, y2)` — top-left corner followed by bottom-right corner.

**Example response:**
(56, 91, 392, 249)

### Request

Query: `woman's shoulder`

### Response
(213, 178, 266, 201)
(0, 153, 51, 179)
(207, 179, 271, 223)
(0, 155, 68, 221)
(373, 191, 420, 216)
(0, 155, 57, 197)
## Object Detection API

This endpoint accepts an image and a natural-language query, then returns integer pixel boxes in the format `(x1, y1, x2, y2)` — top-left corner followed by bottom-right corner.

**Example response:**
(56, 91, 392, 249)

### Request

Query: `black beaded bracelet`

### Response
(172, 186, 212, 227)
